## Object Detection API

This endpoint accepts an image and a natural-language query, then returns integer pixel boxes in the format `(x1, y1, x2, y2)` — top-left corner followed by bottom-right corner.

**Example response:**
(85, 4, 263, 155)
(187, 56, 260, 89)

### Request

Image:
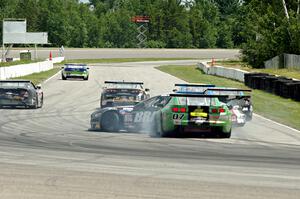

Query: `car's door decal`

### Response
(134, 111, 154, 123)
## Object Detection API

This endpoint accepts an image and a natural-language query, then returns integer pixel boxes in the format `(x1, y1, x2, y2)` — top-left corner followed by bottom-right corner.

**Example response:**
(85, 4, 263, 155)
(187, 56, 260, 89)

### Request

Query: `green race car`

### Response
(124, 93, 232, 137)
(61, 64, 89, 80)
(92, 92, 232, 138)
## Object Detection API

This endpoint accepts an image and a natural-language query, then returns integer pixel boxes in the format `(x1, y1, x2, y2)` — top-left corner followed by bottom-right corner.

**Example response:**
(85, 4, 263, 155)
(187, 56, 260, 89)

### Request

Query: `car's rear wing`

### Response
(0, 80, 31, 83)
(174, 83, 215, 94)
(103, 81, 144, 89)
(104, 81, 144, 85)
(64, 63, 87, 66)
(204, 88, 251, 96)
(170, 93, 230, 98)
(174, 83, 215, 88)
(203, 88, 252, 104)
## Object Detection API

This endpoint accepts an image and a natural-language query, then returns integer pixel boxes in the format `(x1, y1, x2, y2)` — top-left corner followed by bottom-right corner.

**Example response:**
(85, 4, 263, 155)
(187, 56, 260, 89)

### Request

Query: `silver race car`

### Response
(0, 80, 43, 109)
(100, 81, 150, 108)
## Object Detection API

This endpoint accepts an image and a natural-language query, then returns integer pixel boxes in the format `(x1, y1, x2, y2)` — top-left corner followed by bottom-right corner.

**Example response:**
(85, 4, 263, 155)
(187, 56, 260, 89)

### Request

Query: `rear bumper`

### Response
(173, 120, 229, 133)
(62, 72, 87, 78)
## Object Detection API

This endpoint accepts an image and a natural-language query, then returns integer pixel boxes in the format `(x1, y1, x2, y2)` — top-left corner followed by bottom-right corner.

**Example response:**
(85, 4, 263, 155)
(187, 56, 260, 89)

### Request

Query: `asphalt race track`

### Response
(0, 60, 300, 199)
(9, 48, 240, 60)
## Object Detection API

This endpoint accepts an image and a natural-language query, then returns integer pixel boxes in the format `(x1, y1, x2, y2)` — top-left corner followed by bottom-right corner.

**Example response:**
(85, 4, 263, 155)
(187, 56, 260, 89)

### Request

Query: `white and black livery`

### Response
(205, 88, 253, 126)
(0, 80, 43, 109)
(100, 81, 150, 108)
(90, 81, 150, 131)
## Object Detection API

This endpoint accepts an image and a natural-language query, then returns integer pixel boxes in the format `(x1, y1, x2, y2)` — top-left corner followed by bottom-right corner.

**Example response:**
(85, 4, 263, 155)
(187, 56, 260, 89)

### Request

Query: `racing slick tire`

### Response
(101, 111, 120, 132)
(246, 113, 253, 121)
(219, 128, 231, 138)
(236, 123, 245, 127)
(39, 96, 44, 108)
(83, 76, 89, 81)
(29, 98, 38, 109)
(62, 75, 67, 80)
(150, 113, 166, 138)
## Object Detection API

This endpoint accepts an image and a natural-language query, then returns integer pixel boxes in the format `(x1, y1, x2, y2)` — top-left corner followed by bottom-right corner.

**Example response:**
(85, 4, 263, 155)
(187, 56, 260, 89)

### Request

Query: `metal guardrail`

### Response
(197, 62, 300, 101)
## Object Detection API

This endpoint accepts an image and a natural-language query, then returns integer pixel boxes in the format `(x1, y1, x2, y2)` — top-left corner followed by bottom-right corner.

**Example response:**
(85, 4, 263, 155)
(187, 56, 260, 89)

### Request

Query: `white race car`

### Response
(230, 105, 246, 127)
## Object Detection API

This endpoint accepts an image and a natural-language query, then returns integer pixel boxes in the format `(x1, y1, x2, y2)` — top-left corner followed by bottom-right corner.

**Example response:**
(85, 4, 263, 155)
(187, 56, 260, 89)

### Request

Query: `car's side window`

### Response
(134, 96, 159, 110)
(152, 96, 171, 108)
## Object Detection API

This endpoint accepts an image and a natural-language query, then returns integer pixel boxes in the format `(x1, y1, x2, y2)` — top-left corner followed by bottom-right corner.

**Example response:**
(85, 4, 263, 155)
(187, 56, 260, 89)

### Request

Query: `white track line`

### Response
(43, 69, 62, 84)
(254, 113, 300, 133)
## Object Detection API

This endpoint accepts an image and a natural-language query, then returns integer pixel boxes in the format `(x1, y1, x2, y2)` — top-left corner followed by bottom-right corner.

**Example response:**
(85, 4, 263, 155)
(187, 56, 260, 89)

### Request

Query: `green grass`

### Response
(60, 58, 198, 65)
(214, 60, 300, 80)
(12, 68, 61, 85)
(157, 65, 300, 130)
(0, 59, 43, 67)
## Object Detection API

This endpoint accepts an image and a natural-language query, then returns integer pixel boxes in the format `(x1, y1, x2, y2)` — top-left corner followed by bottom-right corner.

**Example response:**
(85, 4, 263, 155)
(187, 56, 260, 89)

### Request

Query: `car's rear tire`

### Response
(29, 99, 38, 109)
(101, 111, 120, 132)
(150, 113, 166, 137)
(39, 96, 44, 108)
(83, 76, 89, 81)
(219, 128, 231, 138)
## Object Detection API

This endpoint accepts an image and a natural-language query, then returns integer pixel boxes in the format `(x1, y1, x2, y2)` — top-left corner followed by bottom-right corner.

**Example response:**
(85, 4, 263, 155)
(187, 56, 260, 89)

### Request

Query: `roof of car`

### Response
(104, 81, 143, 84)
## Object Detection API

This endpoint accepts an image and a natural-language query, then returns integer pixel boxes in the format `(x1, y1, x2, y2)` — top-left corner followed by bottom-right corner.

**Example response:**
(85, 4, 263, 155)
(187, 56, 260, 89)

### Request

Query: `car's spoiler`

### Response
(170, 93, 231, 98)
(104, 81, 144, 85)
(64, 63, 87, 66)
(205, 88, 252, 92)
(204, 88, 252, 97)
(0, 80, 31, 83)
(170, 93, 251, 98)
(174, 83, 215, 87)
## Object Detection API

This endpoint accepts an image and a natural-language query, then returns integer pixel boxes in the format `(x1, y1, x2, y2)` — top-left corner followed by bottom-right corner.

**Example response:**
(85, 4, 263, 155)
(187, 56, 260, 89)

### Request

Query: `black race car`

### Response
(0, 80, 43, 109)
(90, 81, 150, 131)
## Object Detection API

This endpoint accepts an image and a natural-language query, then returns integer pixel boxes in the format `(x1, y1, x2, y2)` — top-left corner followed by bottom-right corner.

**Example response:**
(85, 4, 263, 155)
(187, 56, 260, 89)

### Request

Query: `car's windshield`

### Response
(105, 83, 143, 89)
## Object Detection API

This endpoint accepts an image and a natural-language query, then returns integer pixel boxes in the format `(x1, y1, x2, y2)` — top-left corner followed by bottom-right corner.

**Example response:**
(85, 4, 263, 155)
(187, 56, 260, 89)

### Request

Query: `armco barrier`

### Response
(197, 62, 249, 82)
(197, 61, 300, 101)
(0, 57, 64, 80)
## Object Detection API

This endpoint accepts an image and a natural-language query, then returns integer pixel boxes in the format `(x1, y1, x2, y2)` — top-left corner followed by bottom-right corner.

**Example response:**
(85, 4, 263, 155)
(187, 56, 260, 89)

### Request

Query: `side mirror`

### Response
(145, 88, 150, 92)
(87, 67, 90, 69)
(61, 67, 64, 69)
(36, 85, 42, 89)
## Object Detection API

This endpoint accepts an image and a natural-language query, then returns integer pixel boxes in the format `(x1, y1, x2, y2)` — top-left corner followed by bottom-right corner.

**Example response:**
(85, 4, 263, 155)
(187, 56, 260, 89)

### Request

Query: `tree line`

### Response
(0, 0, 299, 67)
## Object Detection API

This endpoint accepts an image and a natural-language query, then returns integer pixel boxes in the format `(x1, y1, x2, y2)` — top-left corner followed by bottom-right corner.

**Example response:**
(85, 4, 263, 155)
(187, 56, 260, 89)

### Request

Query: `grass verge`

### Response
(214, 60, 300, 80)
(12, 68, 61, 85)
(59, 58, 198, 65)
(157, 65, 300, 130)
(0, 59, 44, 67)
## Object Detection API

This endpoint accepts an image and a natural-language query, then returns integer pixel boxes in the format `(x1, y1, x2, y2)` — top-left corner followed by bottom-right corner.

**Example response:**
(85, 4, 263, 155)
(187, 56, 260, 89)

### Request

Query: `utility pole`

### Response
(297, 0, 300, 15)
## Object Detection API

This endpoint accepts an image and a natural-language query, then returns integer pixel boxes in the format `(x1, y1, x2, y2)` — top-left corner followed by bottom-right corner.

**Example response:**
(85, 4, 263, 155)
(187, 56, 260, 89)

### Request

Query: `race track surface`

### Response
(9, 48, 240, 60)
(0, 60, 299, 199)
